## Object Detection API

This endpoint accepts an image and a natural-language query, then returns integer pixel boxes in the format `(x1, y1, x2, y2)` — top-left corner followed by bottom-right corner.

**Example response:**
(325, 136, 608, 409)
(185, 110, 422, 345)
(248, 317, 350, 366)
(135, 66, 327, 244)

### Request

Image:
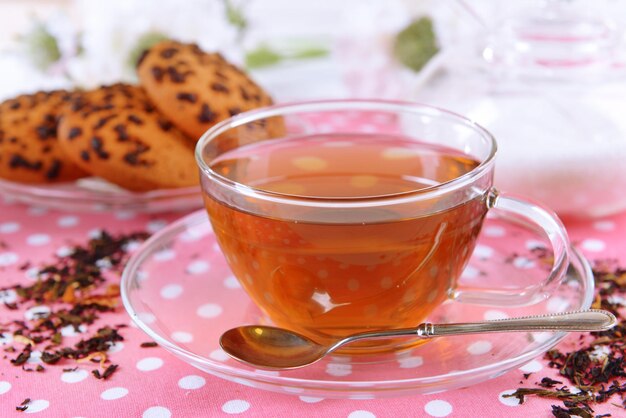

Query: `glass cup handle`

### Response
(451, 189, 571, 306)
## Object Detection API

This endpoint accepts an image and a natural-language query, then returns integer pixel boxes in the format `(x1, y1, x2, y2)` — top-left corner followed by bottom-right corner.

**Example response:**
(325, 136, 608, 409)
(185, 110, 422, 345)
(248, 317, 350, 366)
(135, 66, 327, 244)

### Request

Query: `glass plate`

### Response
(0, 177, 202, 213)
(121, 210, 594, 398)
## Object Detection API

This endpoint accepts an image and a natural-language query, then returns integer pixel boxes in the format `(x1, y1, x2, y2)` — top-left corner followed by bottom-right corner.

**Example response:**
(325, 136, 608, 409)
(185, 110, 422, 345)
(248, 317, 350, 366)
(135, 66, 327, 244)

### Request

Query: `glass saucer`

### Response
(121, 210, 594, 398)
(0, 177, 202, 213)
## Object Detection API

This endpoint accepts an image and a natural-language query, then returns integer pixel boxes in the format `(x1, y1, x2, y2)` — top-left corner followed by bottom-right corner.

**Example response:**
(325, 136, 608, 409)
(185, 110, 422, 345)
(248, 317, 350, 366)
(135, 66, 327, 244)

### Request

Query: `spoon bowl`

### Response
(220, 309, 617, 370)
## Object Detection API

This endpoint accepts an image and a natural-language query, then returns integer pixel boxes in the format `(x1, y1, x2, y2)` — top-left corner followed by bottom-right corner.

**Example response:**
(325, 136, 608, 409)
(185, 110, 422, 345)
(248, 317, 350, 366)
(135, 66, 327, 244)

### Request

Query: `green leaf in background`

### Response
(245, 43, 329, 69)
(22, 23, 61, 70)
(393, 16, 439, 72)
(245, 45, 283, 69)
(127, 31, 169, 69)
(291, 46, 328, 60)
(223, 0, 248, 34)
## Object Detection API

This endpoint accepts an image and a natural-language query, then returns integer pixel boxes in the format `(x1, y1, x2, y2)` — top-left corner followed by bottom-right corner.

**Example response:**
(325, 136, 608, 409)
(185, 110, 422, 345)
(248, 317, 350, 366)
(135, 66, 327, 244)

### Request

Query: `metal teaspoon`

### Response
(219, 309, 616, 370)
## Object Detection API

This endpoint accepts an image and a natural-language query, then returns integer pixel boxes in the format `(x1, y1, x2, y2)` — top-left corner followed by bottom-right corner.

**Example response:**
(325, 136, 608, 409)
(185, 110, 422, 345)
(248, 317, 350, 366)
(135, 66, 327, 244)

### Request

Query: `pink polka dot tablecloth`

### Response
(1, 107, 625, 417)
(1, 199, 625, 417)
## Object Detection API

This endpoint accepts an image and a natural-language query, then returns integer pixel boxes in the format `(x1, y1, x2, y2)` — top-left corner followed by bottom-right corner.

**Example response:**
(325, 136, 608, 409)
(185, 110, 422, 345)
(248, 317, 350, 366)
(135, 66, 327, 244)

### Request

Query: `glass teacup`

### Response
(195, 100, 571, 353)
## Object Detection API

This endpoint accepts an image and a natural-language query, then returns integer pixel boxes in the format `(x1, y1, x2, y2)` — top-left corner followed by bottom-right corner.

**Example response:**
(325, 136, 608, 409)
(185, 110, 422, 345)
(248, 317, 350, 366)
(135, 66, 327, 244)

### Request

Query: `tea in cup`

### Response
(195, 100, 571, 352)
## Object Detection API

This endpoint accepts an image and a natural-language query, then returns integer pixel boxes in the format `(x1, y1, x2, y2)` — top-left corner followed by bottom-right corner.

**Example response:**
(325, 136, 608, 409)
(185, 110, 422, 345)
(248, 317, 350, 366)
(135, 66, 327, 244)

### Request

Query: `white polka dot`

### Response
(398, 356, 424, 368)
(25, 306, 50, 320)
(519, 360, 543, 373)
(61, 369, 89, 383)
(171, 331, 193, 343)
(223, 276, 241, 289)
(143, 406, 171, 418)
(27, 350, 42, 364)
(209, 349, 230, 361)
(0, 332, 13, 345)
(352, 395, 375, 400)
(101, 387, 129, 400)
(147, 220, 168, 233)
(299, 396, 324, 403)
(348, 411, 376, 418)
(123, 241, 142, 252)
(96, 258, 113, 269)
(222, 399, 250, 414)
(254, 369, 280, 376)
(180, 229, 205, 242)
(178, 375, 206, 390)
(484, 310, 508, 320)
(512, 257, 535, 269)
(115, 210, 137, 220)
(607, 294, 626, 306)
(57, 216, 79, 228)
(380, 277, 393, 289)
(153, 249, 176, 262)
(186, 260, 210, 274)
(56, 246, 74, 257)
(197, 303, 223, 318)
(547, 296, 570, 313)
(424, 400, 453, 417)
(347, 278, 360, 291)
(135, 312, 156, 324)
(474, 245, 494, 259)
(137, 271, 149, 282)
(107, 342, 124, 354)
(382, 147, 421, 160)
(292, 156, 328, 171)
(0, 252, 18, 266)
(88, 229, 103, 239)
(0, 289, 17, 304)
(26, 234, 51, 246)
(499, 389, 521, 406)
(27, 206, 48, 216)
(23, 399, 49, 413)
(526, 240, 547, 250)
(282, 386, 305, 394)
(532, 332, 553, 343)
(484, 225, 506, 237)
(136, 357, 164, 371)
(460, 265, 479, 280)
(326, 363, 352, 376)
(0, 381, 11, 394)
(593, 220, 615, 231)
(467, 340, 492, 355)
(60, 324, 87, 337)
(160, 284, 183, 299)
(0, 222, 20, 234)
(581, 239, 606, 252)
(25, 267, 39, 280)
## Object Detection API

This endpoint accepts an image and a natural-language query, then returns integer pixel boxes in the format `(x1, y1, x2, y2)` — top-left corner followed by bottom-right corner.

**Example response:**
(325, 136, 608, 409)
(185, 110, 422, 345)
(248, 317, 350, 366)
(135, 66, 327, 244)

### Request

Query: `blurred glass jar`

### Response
(412, 0, 626, 219)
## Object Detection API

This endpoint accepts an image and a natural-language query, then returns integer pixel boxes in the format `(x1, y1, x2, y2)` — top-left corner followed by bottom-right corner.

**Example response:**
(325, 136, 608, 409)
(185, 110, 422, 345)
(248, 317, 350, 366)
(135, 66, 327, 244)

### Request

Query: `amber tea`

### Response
(203, 133, 487, 349)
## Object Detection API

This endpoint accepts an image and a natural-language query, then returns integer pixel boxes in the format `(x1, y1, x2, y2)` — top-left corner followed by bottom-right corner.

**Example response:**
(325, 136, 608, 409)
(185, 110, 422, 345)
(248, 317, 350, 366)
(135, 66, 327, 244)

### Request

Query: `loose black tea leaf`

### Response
(512, 260, 626, 416)
(16, 398, 31, 412)
(1, 230, 150, 380)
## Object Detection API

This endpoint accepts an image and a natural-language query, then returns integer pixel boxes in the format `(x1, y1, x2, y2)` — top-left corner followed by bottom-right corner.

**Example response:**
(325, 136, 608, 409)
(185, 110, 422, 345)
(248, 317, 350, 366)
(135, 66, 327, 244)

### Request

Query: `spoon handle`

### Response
(418, 309, 616, 338)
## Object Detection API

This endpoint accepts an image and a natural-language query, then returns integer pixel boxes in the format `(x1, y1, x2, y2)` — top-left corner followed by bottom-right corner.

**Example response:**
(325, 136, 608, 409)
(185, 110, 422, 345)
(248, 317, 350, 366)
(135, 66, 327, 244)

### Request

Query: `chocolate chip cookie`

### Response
(137, 40, 275, 141)
(58, 84, 199, 191)
(0, 90, 90, 183)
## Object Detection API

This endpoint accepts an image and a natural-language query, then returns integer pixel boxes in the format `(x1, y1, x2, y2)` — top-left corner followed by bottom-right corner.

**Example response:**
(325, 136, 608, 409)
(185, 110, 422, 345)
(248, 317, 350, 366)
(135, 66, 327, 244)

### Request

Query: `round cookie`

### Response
(0, 90, 90, 184)
(58, 84, 199, 192)
(136, 40, 275, 141)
